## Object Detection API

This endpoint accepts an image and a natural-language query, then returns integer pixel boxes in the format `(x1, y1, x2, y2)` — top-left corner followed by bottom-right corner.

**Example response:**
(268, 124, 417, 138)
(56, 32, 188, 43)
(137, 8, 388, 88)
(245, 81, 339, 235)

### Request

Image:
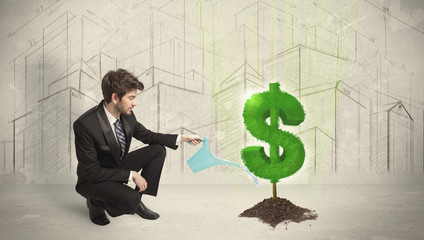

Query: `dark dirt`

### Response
(239, 197, 318, 228)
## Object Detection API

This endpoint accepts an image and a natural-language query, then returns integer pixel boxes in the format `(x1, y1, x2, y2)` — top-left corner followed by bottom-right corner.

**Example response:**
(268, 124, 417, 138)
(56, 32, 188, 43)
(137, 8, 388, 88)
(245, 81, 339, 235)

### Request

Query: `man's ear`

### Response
(111, 93, 119, 104)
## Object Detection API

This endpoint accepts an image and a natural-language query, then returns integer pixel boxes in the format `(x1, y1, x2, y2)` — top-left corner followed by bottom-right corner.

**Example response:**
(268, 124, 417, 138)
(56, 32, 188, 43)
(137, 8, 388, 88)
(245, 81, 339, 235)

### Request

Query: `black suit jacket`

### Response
(73, 100, 178, 187)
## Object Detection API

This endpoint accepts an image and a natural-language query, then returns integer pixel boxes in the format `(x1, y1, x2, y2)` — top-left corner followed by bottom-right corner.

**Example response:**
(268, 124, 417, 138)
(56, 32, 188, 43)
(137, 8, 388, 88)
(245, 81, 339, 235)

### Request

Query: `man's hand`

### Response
(132, 171, 148, 192)
(181, 135, 203, 145)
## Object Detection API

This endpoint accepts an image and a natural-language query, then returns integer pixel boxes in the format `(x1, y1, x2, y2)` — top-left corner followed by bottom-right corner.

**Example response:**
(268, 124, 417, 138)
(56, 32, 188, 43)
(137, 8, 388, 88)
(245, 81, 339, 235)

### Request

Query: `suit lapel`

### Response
(96, 101, 122, 164)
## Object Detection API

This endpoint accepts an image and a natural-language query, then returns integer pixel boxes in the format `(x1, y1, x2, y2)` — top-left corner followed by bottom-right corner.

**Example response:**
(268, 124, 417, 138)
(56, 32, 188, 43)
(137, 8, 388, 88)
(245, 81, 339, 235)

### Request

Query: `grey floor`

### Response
(0, 184, 423, 240)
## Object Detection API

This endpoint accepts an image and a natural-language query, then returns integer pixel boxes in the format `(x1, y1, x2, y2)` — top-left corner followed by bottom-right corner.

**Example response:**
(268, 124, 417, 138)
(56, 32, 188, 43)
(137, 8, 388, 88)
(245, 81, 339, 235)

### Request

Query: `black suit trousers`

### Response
(76, 144, 167, 216)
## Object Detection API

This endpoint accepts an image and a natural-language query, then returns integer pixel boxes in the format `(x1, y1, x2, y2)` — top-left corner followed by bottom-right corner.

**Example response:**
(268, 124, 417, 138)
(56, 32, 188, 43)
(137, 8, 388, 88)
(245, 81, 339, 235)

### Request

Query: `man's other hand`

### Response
(181, 135, 203, 145)
(131, 171, 148, 192)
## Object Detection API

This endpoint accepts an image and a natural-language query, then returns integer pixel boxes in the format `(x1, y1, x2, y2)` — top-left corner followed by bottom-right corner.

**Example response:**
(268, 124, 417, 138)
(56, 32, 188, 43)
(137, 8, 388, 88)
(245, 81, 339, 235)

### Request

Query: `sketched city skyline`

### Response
(1, 0, 423, 184)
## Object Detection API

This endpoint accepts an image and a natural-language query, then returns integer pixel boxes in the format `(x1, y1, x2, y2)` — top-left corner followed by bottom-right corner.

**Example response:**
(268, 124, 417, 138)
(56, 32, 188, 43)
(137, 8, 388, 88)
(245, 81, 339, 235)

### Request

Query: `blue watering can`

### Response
(187, 137, 260, 186)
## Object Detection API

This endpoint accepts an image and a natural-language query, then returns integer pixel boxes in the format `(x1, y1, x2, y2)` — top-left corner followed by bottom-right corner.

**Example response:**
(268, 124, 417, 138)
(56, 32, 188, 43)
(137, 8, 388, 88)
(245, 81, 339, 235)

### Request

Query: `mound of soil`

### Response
(239, 197, 318, 228)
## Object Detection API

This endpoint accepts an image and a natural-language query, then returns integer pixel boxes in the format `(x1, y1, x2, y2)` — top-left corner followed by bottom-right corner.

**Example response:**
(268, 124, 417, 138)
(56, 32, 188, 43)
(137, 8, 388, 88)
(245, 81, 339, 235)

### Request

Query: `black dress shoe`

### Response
(86, 199, 110, 226)
(135, 201, 160, 220)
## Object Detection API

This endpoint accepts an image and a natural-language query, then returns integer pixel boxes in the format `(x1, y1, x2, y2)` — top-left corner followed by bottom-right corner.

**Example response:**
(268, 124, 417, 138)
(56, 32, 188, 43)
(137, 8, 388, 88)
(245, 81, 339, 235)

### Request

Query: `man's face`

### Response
(115, 89, 137, 116)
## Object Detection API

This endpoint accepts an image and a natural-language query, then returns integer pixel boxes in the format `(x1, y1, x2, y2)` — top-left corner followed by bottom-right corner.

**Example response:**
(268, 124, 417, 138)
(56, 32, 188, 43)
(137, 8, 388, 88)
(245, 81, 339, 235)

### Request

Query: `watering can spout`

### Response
(187, 137, 260, 186)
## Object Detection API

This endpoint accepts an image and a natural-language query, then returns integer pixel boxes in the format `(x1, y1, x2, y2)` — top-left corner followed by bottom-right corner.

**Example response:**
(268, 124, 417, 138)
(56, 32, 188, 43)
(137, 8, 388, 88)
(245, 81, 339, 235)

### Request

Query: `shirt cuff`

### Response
(176, 134, 181, 146)
(128, 170, 133, 183)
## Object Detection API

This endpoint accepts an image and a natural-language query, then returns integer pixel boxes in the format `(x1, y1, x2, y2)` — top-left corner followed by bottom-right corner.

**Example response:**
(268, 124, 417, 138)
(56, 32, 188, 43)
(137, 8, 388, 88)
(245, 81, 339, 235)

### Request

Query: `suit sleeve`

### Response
(74, 120, 130, 183)
(131, 114, 178, 150)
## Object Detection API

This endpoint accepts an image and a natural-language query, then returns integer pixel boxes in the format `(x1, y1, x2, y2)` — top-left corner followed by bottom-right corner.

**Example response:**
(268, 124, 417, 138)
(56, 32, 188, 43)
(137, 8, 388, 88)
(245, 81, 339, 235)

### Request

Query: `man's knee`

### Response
(150, 144, 166, 160)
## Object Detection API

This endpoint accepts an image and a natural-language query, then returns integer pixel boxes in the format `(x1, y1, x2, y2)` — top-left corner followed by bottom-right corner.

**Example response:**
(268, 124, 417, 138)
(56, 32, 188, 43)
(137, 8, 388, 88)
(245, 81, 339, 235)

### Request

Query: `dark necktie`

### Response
(113, 119, 126, 158)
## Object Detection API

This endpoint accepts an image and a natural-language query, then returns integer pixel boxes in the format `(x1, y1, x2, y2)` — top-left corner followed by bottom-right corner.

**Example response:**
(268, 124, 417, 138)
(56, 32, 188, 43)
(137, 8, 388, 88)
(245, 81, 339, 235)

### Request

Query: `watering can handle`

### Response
(188, 139, 203, 144)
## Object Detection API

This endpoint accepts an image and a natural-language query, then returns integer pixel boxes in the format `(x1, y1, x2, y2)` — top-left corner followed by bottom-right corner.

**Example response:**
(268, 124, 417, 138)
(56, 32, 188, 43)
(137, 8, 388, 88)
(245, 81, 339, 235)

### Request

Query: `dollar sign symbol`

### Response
(242, 82, 305, 183)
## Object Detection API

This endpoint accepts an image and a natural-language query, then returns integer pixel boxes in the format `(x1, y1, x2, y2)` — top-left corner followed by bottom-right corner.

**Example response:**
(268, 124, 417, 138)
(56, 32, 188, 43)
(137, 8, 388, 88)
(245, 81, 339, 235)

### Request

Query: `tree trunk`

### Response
(272, 183, 277, 200)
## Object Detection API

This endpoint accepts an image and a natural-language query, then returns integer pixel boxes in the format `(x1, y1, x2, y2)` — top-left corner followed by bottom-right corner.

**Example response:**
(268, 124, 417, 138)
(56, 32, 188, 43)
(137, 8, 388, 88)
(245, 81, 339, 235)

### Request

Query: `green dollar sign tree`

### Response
(242, 82, 305, 200)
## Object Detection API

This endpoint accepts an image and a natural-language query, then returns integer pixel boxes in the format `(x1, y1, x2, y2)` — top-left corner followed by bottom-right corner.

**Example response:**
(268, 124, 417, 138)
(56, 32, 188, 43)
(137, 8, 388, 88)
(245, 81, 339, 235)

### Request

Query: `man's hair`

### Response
(101, 68, 144, 103)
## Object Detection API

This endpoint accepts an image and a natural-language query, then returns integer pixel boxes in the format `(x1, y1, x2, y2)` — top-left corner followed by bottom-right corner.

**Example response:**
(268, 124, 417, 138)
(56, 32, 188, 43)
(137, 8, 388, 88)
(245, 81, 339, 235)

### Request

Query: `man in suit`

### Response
(73, 68, 202, 225)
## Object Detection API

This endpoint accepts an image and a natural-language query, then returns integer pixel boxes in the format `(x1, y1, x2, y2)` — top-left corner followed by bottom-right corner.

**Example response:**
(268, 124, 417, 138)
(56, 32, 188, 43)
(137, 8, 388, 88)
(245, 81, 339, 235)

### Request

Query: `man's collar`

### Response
(103, 102, 120, 126)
